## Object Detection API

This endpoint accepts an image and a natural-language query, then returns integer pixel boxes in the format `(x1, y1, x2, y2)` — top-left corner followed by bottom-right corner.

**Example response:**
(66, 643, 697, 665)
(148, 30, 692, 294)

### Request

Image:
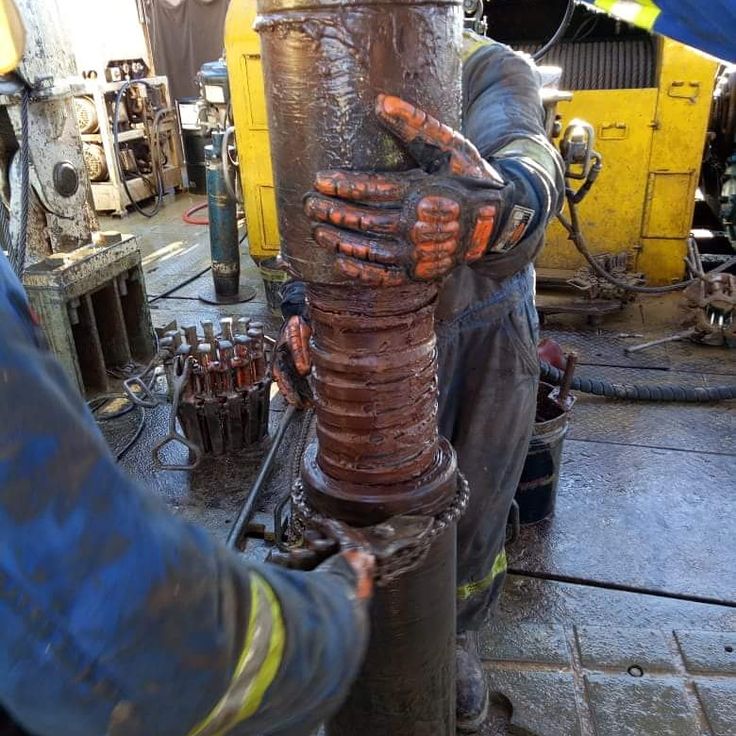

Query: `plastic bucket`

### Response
(514, 381, 570, 525)
(259, 257, 289, 314)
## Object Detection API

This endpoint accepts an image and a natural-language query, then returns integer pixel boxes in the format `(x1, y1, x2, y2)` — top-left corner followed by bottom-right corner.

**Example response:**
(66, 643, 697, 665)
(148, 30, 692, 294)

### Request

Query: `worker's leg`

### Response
(437, 266, 538, 730)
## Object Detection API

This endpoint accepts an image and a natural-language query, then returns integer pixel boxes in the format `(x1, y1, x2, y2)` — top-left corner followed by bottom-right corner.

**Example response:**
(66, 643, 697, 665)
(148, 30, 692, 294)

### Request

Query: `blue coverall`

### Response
(582, 0, 736, 63)
(0, 253, 367, 735)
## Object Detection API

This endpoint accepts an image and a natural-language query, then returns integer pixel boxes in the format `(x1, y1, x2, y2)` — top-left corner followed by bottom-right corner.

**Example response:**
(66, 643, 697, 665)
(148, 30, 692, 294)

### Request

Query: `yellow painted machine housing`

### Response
(542, 39, 718, 284)
(225, 0, 280, 260)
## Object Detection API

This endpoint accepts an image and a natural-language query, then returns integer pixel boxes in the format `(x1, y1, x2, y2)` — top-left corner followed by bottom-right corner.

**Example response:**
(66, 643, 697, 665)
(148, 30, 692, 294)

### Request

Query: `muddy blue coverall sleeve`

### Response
(0, 254, 367, 736)
(461, 34, 565, 281)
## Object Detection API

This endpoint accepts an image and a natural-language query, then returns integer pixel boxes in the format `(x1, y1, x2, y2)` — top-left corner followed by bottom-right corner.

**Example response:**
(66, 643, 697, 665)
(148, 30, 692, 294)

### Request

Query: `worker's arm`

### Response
(0, 256, 368, 736)
(461, 35, 564, 281)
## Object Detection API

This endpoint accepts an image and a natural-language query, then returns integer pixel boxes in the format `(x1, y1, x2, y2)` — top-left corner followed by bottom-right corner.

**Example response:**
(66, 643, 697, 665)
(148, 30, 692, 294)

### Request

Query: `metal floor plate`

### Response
(482, 578, 736, 735)
(566, 366, 735, 456)
(541, 328, 671, 370)
(149, 295, 281, 337)
(508, 439, 736, 602)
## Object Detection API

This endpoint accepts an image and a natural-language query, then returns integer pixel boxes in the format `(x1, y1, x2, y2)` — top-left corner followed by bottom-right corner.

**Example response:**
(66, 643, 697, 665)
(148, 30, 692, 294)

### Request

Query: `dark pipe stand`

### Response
(199, 130, 255, 305)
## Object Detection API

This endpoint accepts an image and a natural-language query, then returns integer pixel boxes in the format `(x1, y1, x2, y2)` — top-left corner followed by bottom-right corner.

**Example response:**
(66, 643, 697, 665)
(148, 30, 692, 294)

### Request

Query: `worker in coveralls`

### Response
(274, 31, 564, 732)
(0, 259, 374, 731)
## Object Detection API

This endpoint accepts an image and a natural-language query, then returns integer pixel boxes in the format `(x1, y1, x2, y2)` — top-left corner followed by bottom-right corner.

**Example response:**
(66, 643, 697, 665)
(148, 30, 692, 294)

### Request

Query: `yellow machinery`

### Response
(226, 0, 718, 282)
(0, 0, 24, 74)
(225, 0, 280, 261)
(542, 38, 718, 284)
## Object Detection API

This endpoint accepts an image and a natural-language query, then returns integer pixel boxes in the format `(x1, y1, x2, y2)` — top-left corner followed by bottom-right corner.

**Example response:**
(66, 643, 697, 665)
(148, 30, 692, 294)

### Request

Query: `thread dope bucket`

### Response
(514, 381, 571, 524)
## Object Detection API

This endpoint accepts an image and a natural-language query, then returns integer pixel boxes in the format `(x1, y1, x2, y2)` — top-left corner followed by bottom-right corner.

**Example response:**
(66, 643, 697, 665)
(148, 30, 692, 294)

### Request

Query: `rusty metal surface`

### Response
(303, 283, 458, 523)
(170, 324, 272, 457)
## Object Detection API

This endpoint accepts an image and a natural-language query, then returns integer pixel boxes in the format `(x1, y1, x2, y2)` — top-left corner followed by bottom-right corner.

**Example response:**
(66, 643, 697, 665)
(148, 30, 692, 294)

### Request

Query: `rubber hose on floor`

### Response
(540, 361, 736, 403)
(183, 202, 208, 225)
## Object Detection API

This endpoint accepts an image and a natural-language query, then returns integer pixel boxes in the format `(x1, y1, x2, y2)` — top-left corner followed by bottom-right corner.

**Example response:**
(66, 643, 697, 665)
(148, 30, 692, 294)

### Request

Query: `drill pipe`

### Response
(257, 1, 463, 732)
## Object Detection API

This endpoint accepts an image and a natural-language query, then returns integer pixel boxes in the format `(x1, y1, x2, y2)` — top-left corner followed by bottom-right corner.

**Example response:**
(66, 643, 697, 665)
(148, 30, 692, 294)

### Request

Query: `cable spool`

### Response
(516, 39, 657, 90)
(74, 96, 99, 134)
(83, 142, 109, 182)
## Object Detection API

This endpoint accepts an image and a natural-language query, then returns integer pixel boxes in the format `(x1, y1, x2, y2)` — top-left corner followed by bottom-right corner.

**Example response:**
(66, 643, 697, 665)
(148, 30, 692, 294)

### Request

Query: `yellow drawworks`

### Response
(225, 0, 281, 260)
(540, 38, 717, 284)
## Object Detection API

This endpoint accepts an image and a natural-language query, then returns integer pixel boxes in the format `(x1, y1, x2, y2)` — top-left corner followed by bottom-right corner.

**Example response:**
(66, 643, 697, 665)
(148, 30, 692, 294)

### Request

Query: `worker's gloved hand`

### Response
(329, 549, 376, 603)
(272, 314, 313, 408)
(304, 94, 516, 286)
(318, 518, 376, 601)
(538, 337, 567, 371)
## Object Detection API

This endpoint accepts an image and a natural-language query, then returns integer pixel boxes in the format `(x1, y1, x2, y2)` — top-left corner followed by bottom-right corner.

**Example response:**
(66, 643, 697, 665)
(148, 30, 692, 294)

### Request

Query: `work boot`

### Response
(456, 630, 488, 732)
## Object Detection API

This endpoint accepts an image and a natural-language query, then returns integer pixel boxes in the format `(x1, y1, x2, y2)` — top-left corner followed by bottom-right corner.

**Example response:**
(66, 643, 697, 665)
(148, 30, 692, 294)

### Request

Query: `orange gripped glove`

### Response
(272, 314, 313, 408)
(304, 94, 517, 287)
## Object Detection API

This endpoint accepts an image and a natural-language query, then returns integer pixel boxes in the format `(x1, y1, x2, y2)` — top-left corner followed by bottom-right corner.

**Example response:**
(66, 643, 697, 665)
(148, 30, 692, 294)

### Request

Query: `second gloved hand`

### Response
(304, 94, 518, 286)
(273, 314, 313, 408)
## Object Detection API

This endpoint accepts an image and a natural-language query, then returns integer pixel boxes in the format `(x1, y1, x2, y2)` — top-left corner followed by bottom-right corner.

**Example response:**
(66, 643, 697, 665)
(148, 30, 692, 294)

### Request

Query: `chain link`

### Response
(290, 471, 470, 586)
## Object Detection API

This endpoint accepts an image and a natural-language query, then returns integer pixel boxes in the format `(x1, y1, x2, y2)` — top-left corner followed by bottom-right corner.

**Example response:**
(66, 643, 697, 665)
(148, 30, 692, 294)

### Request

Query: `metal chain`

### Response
(290, 471, 470, 586)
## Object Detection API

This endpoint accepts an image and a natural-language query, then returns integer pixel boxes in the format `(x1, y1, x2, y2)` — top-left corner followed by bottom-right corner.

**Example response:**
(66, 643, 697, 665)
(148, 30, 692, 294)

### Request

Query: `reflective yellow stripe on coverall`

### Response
(457, 549, 509, 603)
(593, 0, 661, 29)
(189, 573, 285, 736)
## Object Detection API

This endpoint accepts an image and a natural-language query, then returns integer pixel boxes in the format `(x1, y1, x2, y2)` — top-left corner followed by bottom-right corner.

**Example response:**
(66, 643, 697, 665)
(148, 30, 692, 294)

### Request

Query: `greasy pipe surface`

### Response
(329, 526, 458, 735)
(256, 0, 462, 284)
(257, 0, 462, 521)
(257, 2, 462, 733)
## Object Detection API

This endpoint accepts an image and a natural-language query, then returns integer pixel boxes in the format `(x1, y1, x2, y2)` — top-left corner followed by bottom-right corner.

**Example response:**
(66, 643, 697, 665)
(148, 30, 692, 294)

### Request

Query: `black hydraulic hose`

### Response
(533, 0, 575, 62)
(558, 194, 736, 294)
(113, 80, 165, 218)
(541, 360, 736, 403)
